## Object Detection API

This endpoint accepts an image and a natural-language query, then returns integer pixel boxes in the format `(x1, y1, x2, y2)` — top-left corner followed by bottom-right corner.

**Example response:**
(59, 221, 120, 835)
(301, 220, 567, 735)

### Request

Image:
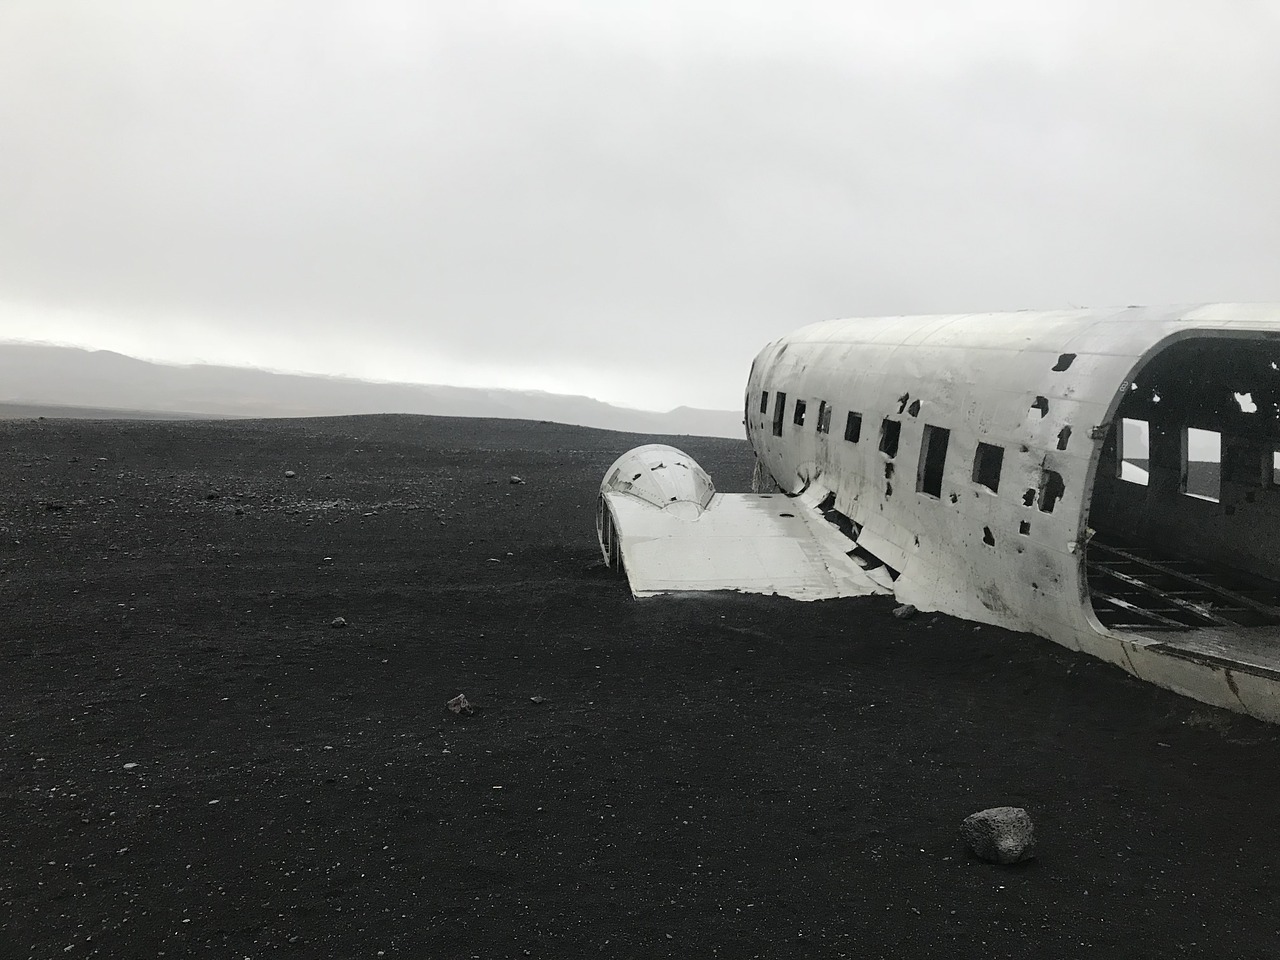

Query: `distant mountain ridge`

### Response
(0, 342, 744, 438)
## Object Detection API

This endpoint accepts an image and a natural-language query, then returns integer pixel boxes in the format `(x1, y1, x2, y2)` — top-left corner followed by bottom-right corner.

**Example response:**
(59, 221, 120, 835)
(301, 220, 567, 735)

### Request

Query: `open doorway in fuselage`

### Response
(1086, 335, 1280, 634)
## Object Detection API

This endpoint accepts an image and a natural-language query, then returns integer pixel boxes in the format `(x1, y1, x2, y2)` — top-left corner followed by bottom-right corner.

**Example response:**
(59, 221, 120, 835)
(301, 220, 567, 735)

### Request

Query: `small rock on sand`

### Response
(960, 806, 1036, 864)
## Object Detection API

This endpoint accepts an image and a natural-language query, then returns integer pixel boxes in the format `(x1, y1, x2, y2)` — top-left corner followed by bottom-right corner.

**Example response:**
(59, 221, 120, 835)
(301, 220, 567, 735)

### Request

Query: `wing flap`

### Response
(604, 492, 889, 601)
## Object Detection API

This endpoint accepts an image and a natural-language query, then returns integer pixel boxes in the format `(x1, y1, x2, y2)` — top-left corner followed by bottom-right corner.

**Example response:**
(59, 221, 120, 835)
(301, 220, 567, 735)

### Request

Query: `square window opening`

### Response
(879, 419, 901, 458)
(772, 392, 787, 437)
(1118, 418, 1150, 486)
(844, 411, 862, 443)
(816, 400, 832, 434)
(760, 391, 769, 414)
(917, 425, 950, 498)
(1183, 427, 1221, 502)
(793, 399, 807, 427)
(972, 442, 1004, 493)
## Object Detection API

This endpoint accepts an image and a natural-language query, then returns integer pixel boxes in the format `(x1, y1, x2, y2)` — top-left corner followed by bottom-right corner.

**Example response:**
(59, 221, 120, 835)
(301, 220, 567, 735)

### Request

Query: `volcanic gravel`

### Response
(2, 413, 1279, 959)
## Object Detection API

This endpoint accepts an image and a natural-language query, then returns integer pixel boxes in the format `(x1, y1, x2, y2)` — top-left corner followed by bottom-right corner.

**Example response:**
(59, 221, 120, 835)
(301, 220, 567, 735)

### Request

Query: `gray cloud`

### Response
(2, 1, 1279, 409)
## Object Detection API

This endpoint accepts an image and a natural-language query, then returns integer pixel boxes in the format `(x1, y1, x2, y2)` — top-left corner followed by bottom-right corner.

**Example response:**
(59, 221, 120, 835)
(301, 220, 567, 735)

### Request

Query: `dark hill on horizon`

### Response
(0, 342, 743, 437)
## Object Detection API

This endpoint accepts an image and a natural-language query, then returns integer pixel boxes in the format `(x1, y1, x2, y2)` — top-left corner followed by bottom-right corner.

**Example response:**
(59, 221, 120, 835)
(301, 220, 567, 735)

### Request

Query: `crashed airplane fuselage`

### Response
(598, 304, 1280, 723)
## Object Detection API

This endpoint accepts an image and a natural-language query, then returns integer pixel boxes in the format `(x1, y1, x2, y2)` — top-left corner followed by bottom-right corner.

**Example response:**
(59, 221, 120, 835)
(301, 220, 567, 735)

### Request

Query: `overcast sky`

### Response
(2, 1, 1279, 411)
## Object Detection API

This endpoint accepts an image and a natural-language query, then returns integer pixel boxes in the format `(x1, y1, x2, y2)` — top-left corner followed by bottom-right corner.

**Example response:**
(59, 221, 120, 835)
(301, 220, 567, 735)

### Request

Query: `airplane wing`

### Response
(597, 445, 888, 601)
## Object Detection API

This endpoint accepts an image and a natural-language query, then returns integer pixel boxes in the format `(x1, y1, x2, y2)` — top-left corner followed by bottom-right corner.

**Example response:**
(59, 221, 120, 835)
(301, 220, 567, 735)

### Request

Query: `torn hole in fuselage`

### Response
(787, 477, 812, 498)
(1039, 469, 1065, 513)
(847, 544, 898, 581)
(818, 496, 860, 541)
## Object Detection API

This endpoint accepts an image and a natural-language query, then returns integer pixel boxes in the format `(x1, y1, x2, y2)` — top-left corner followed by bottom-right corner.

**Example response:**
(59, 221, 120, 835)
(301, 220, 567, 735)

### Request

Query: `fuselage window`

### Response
(917, 425, 950, 498)
(879, 419, 901, 458)
(793, 399, 807, 427)
(772, 392, 787, 437)
(760, 391, 769, 414)
(816, 400, 832, 434)
(1118, 418, 1150, 486)
(1183, 427, 1220, 502)
(972, 442, 1004, 493)
(844, 412, 862, 443)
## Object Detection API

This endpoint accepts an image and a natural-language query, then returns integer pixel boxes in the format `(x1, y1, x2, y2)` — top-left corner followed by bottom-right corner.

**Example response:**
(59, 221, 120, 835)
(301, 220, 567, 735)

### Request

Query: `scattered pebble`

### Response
(284, 470, 297, 478)
(892, 604, 918, 620)
(331, 616, 348, 628)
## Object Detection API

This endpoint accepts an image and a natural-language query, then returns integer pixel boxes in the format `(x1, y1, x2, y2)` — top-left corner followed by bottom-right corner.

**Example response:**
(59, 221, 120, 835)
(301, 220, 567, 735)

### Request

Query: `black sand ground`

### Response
(2, 414, 1278, 959)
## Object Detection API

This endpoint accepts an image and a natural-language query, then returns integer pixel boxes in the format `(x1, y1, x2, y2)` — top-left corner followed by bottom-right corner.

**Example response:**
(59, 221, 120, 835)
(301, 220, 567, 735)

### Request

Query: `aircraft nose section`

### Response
(600, 444, 715, 518)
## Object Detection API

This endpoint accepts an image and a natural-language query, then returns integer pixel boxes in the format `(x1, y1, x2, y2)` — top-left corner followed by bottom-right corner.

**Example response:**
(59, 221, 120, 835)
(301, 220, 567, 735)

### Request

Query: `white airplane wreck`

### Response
(598, 304, 1280, 723)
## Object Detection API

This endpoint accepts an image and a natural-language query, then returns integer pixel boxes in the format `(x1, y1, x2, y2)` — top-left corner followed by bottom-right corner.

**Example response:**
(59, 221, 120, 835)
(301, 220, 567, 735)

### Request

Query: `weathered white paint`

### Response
(601, 305, 1280, 722)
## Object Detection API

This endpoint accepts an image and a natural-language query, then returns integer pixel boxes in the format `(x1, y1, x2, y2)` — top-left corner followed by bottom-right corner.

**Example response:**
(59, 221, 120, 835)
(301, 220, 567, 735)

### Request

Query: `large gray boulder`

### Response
(960, 806, 1036, 864)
